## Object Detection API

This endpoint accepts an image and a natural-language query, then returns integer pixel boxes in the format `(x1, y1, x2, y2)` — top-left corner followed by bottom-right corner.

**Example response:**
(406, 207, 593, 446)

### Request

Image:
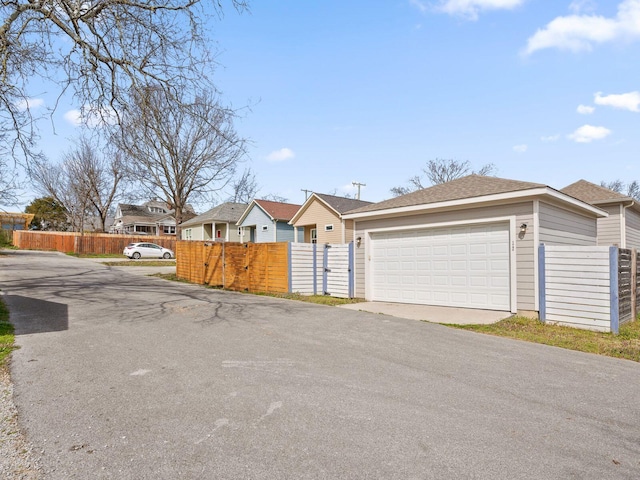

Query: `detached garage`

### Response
(343, 175, 606, 316)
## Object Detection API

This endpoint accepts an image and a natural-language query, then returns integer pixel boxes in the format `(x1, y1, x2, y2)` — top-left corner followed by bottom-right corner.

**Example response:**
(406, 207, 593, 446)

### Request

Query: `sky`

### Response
(6, 0, 640, 212)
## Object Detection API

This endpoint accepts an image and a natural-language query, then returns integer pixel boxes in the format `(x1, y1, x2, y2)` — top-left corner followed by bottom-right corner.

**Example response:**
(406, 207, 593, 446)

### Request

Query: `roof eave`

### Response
(343, 187, 608, 220)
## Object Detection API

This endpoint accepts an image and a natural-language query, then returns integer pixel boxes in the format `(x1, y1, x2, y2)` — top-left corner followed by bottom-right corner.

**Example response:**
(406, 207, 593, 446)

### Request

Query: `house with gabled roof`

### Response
(180, 202, 247, 241)
(561, 179, 640, 249)
(111, 200, 195, 236)
(236, 199, 303, 243)
(342, 174, 607, 316)
(289, 193, 372, 244)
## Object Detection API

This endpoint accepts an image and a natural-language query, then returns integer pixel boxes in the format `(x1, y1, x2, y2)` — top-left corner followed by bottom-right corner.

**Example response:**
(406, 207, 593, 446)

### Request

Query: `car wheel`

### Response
(132, 252, 141, 259)
(163, 252, 171, 259)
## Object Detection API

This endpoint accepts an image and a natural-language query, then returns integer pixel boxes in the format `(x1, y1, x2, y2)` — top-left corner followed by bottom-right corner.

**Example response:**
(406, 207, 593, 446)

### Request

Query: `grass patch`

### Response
(0, 298, 16, 367)
(103, 260, 176, 267)
(151, 273, 363, 306)
(449, 316, 640, 362)
(151, 273, 193, 283)
(67, 253, 124, 258)
(252, 292, 364, 306)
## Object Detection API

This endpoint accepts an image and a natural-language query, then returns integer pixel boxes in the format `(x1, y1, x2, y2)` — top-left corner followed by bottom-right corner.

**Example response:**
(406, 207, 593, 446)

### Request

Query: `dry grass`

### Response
(104, 260, 176, 267)
(449, 316, 640, 362)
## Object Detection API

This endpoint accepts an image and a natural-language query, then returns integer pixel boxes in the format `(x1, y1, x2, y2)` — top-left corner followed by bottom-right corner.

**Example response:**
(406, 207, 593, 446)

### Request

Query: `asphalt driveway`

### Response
(1, 250, 639, 479)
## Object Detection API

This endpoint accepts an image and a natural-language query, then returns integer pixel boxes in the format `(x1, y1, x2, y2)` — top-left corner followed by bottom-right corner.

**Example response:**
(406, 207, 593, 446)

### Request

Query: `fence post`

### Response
(313, 243, 317, 295)
(287, 242, 292, 294)
(323, 244, 329, 295)
(632, 249, 637, 321)
(538, 244, 546, 322)
(348, 241, 354, 298)
(610, 246, 619, 334)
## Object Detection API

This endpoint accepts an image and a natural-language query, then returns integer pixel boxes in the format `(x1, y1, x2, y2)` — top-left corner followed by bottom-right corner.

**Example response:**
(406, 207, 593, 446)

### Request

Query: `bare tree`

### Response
(114, 88, 246, 236)
(33, 137, 125, 232)
(1, 0, 246, 166)
(229, 168, 259, 204)
(601, 180, 640, 201)
(390, 159, 496, 197)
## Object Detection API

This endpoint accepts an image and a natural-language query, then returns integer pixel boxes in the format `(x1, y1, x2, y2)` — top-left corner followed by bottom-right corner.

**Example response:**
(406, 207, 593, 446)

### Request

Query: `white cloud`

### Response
(513, 144, 528, 153)
(594, 91, 640, 112)
(14, 98, 44, 111)
(540, 134, 561, 142)
(569, 0, 596, 14)
(523, 0, 640, 55)
(409, 0, 428, 13)
(266, 148, 295, 162)
(64, 107, 117, 127)
(437, 0, 525, 20)
(577, 104, 595, 114)
(567, 124, 612, 143)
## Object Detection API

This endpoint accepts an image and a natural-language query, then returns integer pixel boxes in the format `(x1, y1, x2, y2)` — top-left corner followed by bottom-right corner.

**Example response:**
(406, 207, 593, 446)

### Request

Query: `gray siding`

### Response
(596, 204, 622, 247)
(275, 221, 301, 242)
(353, 202, 535, 311)
(238, 207, 274, 243)
(626, 209, 640, 249)
(538, 202, 597, 246)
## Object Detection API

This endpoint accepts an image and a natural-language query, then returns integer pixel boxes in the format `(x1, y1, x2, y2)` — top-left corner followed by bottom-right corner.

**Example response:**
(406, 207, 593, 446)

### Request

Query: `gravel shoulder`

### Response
(0, 366, 41, 479)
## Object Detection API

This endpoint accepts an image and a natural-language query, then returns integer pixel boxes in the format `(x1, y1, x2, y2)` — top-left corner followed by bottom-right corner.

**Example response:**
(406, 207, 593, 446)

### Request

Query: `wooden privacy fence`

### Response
(538, 245, 638, 333)
(177, 241, 355, 297)
(13, 230, 176, 255)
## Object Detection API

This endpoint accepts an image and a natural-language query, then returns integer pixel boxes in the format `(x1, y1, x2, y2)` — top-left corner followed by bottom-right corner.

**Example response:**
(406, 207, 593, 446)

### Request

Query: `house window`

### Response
(163, 226, 176, 235)
(324, 224, 334, 232)
(237, 227, 242, 236)
(310, 228, 317, 244)
(185, 229, 192, 240)
(261, 225, 269, 232)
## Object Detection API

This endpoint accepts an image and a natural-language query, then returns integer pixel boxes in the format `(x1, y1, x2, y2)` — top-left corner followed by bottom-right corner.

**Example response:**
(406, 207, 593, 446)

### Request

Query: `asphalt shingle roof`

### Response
(314, 193, 372, 214)
(181, 202, 248, 227)
(254, 199, 302, 222)
(561, 179, 629, 204)
(346, 174, 547, 215)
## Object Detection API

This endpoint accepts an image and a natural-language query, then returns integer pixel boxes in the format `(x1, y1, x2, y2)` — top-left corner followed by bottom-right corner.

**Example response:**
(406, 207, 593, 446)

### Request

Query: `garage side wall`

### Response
(353, 202, 535, 311)
(595, 205, 622, 247)
(538, 202, 597, 246)
(626, 209, 640, 249)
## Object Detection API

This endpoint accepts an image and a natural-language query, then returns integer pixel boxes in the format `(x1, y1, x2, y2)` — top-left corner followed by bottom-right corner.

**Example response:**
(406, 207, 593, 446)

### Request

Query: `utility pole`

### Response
(301, 189, 312, 200)
(351, 181, 366, 200)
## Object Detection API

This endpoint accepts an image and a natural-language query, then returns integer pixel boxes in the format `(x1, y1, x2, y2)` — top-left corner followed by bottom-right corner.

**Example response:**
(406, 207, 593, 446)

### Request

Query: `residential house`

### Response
(561, 179, 640, 249)
(1, 212, 34, 231)
(236, 199, 303, 243)
(289, 193, 372, 244)
(180, 202, 248, 241)
(343, 175, 607, 316)
(111, 200, 195, 236)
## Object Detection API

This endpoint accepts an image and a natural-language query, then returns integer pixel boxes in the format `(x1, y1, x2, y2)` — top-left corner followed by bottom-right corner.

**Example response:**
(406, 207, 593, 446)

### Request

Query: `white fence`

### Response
(290, 243, 354, 298)
(539, 245, 635, 333)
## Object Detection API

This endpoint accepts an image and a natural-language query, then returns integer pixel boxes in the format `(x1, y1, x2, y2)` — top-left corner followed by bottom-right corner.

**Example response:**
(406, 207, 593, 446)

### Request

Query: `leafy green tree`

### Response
(25, 197, 69, 231)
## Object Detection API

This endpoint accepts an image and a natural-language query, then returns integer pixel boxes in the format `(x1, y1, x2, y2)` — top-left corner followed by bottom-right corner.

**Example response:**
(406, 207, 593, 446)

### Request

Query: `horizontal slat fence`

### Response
(539, 245, 638, 333)
(13, 230, 175, 255)
(290, 243, 323, 295)
(176, 241, 289, 294)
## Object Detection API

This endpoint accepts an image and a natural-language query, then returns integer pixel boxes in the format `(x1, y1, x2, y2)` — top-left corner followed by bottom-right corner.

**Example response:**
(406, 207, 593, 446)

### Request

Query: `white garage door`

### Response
(370, 223, 510, 310)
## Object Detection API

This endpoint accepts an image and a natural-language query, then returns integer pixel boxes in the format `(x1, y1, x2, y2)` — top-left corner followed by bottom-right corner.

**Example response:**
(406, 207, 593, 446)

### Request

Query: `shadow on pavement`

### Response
(6, 295, 69, 335)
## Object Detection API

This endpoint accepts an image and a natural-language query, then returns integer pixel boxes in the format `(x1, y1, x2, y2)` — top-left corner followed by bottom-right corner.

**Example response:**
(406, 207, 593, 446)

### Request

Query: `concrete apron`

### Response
(338, 301, 512, 325)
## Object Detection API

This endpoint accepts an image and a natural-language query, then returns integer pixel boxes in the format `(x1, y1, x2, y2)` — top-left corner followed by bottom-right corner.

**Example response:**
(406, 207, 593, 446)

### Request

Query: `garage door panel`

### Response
(371, 223, 510, 310)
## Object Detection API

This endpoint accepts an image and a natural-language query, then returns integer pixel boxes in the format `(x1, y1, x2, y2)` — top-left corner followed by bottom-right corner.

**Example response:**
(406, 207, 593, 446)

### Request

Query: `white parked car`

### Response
(123, 242, 174, 259)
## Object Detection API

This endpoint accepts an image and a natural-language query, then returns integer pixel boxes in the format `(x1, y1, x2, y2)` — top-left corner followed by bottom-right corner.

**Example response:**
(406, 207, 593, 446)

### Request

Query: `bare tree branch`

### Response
(390, 159, 497, 197)
(114, 87, 246, 236)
